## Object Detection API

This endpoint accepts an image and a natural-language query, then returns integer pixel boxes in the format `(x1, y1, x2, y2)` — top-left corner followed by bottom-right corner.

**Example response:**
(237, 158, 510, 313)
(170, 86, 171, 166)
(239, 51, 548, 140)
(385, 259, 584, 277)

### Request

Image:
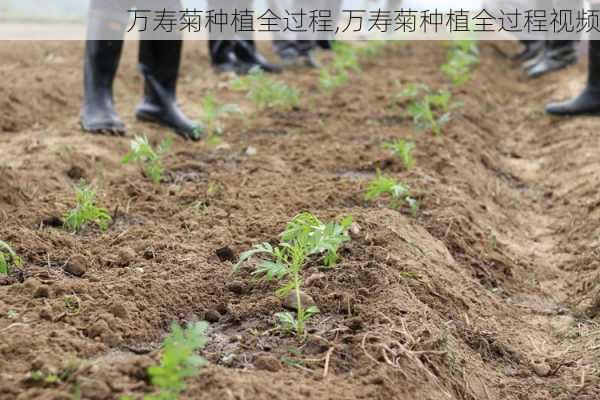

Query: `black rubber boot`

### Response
(527, 40, 578, 79)
(80, 40, 126, 135)
(515, 40, 544, 62)
(234, 40, 282, 74)
(546, 41, 600, 116)
(209, 40, 238, 73)
(136, 39, 203, 141)
(316, 40, 333, 51)
(275, 40, 319, 68)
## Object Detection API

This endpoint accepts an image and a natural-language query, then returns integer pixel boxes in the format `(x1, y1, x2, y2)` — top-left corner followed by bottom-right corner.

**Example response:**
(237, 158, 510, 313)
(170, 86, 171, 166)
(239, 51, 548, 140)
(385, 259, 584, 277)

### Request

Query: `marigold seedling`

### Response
(235, 213, 353, 336)
(441, 40, 479, 86)
(398, 84, 460, 136)
(383, 139, 416, 170)
(144, 321, 208, 400)
(408, 98, 448, 136)
(280, 212, 353, 267)
(319, 42, 379, 92)
(365, 170, 418, 213)
(122, 136, 172, 184)
(0, 240, 22, 275)
(29, 371, 61, 386)
(319, 67, 348, 91)
(199, 93, 241, 145)
(63, 184, 111, 232)
(332, 42, 361, 73)
(231, 68, 299, 111)
(356, 41, 387, 58)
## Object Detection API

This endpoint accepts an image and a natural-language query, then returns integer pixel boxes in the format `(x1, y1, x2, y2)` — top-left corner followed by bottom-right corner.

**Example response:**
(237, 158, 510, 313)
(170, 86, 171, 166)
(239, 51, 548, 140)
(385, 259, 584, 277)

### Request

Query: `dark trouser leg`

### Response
(546, 40, 600, 116)
(136, 38, 202, 140)
(208, 40, 237, 73)
(80, 1, 128, 134)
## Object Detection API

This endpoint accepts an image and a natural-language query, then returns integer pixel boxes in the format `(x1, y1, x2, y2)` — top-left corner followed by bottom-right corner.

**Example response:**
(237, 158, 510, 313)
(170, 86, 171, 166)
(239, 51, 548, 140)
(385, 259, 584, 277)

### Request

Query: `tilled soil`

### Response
(1, 40, 600, 400)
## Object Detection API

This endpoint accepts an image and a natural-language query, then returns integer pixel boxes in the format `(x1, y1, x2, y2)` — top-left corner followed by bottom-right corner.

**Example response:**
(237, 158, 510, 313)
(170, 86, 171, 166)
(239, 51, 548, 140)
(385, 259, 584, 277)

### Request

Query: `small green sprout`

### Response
(280, 212, 353, 267)
(231, 68, 299, 111)
(199, 93, 241, 145)
(63, 184, 111, 232)
(319, 43, 382, 92)
(441, 40, 480, 86)
(122, 136, 172, 184)
(383, 139, 416, 170)
(396, 84, 460, 135)
(0, 240, 22, 275)
(426, 89, 456, 113)
(29, 371, 61, 385)
(319, 67, 349, 91)
(356, 41, 387, 57)
(408, 98, 449, 136)
(319, 42, 385, 92)
(236, 213, 353, 336)
(331, 42, 361, 73)
(365, 170, 418, 213)
(144, 321, 208, 400)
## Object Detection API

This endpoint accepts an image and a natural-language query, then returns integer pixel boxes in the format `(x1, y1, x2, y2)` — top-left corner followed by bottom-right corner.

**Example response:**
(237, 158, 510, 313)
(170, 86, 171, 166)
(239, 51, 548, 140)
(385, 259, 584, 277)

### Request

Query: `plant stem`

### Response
(294, 268, 304, 336)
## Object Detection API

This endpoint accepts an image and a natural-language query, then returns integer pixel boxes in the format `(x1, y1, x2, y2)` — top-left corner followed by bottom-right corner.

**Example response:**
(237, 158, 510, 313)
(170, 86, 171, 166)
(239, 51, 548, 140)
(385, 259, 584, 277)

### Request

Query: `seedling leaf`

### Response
(122, 136, 171, 184)
(63, 184, 111, 232)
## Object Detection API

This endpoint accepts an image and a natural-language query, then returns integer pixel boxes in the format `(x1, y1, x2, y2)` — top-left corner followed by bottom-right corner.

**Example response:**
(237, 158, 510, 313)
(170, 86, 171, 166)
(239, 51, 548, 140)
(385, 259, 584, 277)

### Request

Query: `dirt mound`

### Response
(1, 40, 600, 400)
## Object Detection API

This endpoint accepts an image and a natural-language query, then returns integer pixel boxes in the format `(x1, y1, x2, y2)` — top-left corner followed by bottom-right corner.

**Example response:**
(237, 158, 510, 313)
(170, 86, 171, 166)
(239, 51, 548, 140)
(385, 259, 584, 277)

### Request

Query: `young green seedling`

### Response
(365, 170, 418, 213)
(122, 136, 172, 184)
(389, 83, 428, 107)
(144, 321, 208, 400)
(235, 213, 353, 336)
(331, 42, 361, 73)
(199, 93, 241, 145)
(408, 97, 448, 136)
(231, 68, 299, 111)
(319, 67, 349, 91)
(319, 42, 383, 92)
(441, 40, 480, 86)
(63, 184, 111, 232)
(356, 41, 387, 58)
(397, 84, 460, 136)
(0, 240, 22, 275)
(383, 139, 416, 170)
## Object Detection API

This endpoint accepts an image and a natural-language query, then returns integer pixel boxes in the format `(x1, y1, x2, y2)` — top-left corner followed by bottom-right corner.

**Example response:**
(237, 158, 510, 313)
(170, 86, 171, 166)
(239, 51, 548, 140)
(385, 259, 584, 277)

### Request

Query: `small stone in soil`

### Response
(33, 285, 50, 298)
(64, 255, 87, 277)
(42, 215, 63, 228)
(88, 319, 110, 339)
(305, 273, 326, 287)
(226, 280, 247, 295)
(282, 291, 316, 311)
(78, 378, 111, 400)
(216, 246, 237, 263)
(109, 303, 128, 319)
(347, 317, 363, 331)
(66, 165, 86, 181)
(531, 361, 551, 377)
(349, 222, 361, 238)
(116, 247, 136, 267)
(254, 355, 282, 372)
(205, 309, 222, 323)
(245, 146, 257, 156)
(39, 307, 53, 320)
